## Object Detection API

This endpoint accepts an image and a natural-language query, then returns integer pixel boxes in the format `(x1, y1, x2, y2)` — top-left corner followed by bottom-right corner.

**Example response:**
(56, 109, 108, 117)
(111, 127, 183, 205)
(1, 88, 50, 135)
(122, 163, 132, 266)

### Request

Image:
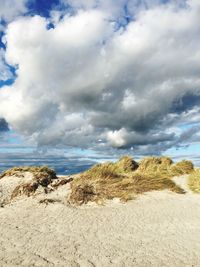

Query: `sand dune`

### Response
(0, 175, 200, 266)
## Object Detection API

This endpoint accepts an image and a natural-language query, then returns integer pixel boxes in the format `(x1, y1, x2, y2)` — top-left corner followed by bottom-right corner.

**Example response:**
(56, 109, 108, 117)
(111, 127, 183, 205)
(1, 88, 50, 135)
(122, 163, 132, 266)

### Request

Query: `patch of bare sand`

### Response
(0, 175, 200, 266)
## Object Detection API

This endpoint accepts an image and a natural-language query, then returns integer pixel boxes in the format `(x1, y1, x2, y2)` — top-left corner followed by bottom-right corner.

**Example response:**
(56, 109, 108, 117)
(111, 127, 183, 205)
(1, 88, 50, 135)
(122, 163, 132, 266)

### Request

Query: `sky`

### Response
(0, 0, 200, 172)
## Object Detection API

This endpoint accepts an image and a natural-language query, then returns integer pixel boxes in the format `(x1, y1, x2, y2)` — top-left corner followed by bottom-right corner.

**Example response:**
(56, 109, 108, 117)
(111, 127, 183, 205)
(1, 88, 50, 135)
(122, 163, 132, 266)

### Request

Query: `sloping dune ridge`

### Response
(0, 159, 200, 266)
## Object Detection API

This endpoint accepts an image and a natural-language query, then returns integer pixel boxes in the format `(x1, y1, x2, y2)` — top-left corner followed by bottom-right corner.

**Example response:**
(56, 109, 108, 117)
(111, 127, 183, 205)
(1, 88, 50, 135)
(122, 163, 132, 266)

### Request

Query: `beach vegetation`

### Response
(0, 166, 58, 200)
(170, 160, 194, 176)
(69, 156, 185, 205)
(188, 169, 200, 193)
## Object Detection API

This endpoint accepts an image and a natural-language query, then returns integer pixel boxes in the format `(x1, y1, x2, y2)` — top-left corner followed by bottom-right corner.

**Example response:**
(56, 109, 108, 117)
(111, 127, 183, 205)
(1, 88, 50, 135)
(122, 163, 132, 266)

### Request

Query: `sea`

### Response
(0, 152, 97, 175)
(0, 149, 198, 175)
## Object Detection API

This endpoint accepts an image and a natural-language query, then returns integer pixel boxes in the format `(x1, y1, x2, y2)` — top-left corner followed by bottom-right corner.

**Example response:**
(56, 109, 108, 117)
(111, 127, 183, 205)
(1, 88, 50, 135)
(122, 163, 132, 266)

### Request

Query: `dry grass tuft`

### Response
(69, 158, 184, 205)
(170, 160, 194, 176)
(115, 156, 139, 172)
(84, 156, 138, 180)
(0, 166, 57, 186)
(39, 198, 62, 205)
(85, 162, 120, 180)
(51, 177, 73, 188)
(188, 169, 200, 193)
(137, 157, 194, 179)
(11, 182, 39, 199)
(70, 184, 98, 205)
(137, 156, 173, 178)
(0, 166, 58, 200)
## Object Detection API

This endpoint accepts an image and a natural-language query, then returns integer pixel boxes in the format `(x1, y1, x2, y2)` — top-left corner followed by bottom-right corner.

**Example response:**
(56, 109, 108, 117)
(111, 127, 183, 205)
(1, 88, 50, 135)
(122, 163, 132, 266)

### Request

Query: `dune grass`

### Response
(0, 156, 194, 204)
(170, 160, 194, 176)
(188, 169, 200, 193)
(0, 166, 57, 178)
(0, 166, 58, 199)
(69, 156, 185, 205)
(0, 166, 57, 186)
(137, 157, 194, 178)
(11, 182, 39, 199)
(137, 156, 173, 178)
(113, 156, 139, 173)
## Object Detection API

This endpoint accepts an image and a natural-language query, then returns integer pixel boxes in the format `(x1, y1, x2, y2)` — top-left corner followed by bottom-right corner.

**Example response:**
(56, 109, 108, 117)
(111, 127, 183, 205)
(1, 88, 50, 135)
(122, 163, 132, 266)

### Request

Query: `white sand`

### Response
(0, 175, 200, 267)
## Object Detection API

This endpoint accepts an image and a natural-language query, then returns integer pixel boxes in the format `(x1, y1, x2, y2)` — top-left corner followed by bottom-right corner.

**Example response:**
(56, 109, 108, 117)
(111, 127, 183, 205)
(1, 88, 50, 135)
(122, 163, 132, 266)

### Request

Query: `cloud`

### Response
(0, 0, 28, 85)
(61, 0, 186, 18)
(0, 0, 200, 154)
(107, 128, 175, 148)
(0, 0, 28, 23)
(0, 49, 13, 81)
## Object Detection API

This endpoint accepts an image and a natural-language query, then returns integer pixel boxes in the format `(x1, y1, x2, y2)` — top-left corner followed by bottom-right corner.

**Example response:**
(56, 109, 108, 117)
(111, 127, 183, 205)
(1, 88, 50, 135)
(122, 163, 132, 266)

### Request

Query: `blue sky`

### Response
(0, 0, 200, 172)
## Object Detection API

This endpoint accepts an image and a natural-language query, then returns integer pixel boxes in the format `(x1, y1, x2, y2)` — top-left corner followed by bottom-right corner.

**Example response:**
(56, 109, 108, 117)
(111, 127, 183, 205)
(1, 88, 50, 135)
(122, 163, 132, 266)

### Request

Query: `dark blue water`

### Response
(0, 152, 97, 175)
(0, 151, 198, 175)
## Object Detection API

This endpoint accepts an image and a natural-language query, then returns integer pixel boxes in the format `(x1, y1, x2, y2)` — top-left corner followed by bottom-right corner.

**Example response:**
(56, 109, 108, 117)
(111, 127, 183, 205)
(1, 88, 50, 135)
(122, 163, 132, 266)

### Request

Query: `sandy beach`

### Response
(1, 0, 200, 265)
(0, 175, 200, 267)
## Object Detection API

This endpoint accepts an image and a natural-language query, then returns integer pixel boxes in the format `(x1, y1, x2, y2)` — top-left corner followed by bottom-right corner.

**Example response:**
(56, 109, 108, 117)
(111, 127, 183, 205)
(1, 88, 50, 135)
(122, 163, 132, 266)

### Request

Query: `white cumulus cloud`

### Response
(0, 0, 200, 153)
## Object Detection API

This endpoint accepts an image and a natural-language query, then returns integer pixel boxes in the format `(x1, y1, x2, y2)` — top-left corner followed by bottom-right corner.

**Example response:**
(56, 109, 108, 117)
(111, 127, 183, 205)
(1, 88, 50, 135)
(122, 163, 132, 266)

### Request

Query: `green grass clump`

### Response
(69, 158, 184, 205)
(188, 169, 200, 193)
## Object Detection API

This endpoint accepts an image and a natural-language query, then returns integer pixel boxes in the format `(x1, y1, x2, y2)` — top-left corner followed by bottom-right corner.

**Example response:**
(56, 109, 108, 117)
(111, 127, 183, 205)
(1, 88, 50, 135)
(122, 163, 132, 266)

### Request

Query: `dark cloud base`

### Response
(0, 118, 9, 132)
